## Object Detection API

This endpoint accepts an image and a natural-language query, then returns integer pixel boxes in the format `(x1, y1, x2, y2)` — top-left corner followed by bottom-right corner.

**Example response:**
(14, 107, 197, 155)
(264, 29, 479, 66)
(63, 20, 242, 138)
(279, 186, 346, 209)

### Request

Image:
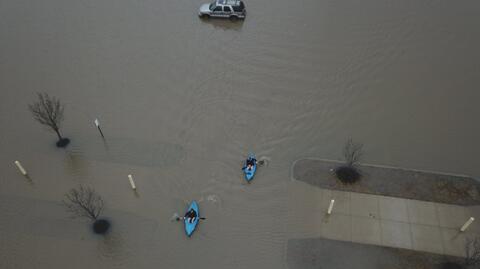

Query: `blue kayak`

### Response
(184, 201, 200, 237)
(243, 154, 257, 182)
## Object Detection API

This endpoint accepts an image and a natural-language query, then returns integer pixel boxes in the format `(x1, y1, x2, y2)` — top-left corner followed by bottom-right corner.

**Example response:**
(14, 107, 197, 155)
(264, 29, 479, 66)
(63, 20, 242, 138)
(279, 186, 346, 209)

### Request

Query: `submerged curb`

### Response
(291, 158, 480, 206)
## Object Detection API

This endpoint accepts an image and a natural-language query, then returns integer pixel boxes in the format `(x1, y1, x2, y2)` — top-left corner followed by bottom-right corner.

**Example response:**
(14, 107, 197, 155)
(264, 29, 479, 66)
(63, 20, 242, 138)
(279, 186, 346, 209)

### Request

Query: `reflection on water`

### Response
(65, 150, 89, 179)
(64, 135, 186, 168)
(97, 231, 128, 265)
(199, 17, 245, 31)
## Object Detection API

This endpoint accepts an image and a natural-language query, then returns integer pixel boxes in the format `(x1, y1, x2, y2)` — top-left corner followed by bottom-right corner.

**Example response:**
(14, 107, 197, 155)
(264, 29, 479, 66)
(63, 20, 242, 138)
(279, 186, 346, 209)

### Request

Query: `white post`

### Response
(128, 174, 136, 190)
(327, 199, 335, 215)
(94, 118, 105, 138)
(14, 161, 28, 176)
(460, 217, 475, 232)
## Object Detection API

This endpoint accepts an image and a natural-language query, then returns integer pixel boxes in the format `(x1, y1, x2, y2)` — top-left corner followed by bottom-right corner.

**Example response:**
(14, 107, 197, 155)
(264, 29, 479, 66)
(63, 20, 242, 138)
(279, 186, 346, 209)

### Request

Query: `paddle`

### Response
(175, 216, 206, 221)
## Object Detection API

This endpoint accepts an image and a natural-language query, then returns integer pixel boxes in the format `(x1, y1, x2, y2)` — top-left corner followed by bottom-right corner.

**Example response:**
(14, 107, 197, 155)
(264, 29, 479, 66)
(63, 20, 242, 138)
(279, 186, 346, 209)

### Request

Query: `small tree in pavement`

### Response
(334, 138, 363, 183)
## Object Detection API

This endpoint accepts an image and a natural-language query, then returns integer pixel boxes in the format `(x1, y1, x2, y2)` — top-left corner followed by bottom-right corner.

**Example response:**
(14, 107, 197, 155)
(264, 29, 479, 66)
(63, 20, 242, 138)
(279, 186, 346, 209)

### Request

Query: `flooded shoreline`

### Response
(292, 158, 480, 205)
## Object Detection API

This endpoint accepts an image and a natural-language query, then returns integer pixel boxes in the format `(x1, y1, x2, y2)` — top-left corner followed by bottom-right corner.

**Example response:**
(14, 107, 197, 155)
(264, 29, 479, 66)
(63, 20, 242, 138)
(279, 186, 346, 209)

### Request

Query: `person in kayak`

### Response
(185, 208, 197, 223)
(245, 157, 257, 171)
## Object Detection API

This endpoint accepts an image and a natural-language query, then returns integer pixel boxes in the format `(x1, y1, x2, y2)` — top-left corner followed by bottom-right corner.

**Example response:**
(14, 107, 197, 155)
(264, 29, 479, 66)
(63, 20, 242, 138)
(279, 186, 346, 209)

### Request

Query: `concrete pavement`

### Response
(288, 181, 480, 257)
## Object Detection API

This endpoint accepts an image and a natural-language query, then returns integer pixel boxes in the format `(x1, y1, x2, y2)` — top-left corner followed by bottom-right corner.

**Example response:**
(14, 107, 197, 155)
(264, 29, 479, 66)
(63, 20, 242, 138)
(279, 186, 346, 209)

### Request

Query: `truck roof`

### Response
(216, 0, 242, 6)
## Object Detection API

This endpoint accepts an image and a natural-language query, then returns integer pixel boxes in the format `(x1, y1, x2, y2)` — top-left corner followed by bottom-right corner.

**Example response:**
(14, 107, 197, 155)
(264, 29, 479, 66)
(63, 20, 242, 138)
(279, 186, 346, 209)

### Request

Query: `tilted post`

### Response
(327, 199, 335, 215)
(461, 217, 475, 232)
(94, 118, 105, 138)
(14, 161, 28, 176)
(128, 174, 136, 190)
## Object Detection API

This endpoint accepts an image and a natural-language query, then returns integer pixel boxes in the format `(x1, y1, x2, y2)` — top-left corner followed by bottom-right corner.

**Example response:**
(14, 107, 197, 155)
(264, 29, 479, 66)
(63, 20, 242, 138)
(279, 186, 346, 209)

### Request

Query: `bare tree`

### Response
(465, 237, 480, 267)
(28, 92, 70, 147)
(63, 185, 104, 221)
(63, 185, 110, 234)
(343, 138, 363, 167)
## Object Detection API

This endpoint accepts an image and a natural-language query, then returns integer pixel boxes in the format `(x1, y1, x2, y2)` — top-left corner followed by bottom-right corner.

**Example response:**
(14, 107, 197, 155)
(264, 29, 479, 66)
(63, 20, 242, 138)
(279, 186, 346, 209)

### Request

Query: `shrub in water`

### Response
(335, 165, 361, 183)
(56, 138, 70, 148)
(93, 219, 111, 234)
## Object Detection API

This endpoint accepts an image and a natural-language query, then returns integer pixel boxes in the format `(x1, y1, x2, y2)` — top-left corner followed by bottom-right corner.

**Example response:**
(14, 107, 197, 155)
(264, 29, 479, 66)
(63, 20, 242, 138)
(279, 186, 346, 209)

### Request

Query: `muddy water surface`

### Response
(1, 0, 479, 268)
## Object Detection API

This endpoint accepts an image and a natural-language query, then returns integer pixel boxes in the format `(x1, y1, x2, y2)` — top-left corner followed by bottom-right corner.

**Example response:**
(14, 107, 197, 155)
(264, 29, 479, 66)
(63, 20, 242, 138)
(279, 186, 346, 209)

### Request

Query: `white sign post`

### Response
(14, 161, 28, 176)
(94, 118, 105, 138)
(128, 174, 136, 190)
(461, 217, 475, 232)
(327, 199, 335, 215)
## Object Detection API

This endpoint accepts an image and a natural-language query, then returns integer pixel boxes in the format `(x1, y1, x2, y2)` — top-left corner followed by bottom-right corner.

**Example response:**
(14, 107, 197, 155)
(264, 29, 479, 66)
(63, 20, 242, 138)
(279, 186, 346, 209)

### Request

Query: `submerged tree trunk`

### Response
(54, 128, 63, 140)
(54, 128, 69, 147)
(93, 219, 111, 234)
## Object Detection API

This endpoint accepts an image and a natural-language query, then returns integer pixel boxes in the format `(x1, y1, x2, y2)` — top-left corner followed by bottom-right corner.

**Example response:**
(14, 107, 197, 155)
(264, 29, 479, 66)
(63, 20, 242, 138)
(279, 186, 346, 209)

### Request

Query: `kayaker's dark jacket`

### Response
(246, 158, 256, 166)
(185, 209, 196, 219)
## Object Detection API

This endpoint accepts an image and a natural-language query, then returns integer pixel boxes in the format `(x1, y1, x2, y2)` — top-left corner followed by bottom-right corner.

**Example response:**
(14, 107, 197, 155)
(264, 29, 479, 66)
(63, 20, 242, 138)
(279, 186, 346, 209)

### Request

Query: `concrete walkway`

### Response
(288, 181, 480, 257)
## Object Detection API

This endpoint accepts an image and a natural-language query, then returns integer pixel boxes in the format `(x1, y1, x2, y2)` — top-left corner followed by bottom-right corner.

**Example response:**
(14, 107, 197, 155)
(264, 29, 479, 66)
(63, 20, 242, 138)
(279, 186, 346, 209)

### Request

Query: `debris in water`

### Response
(257, 156, 271, 166)
(170, 213, 180, 222)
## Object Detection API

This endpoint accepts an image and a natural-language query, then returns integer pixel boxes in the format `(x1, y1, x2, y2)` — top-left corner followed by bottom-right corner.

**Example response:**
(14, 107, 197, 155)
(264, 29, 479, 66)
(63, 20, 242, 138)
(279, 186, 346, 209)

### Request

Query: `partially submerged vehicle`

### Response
(198, 0, 246, 20)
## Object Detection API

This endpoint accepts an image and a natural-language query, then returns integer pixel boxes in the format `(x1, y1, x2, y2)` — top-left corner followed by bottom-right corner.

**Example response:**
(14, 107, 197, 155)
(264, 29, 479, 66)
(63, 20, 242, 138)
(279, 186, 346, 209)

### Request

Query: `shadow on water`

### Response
(97, 231, 129, 265)
(100, 136, 110, 152)
(94, 211, 156, 264)
(64, 149, 90, 179)
(199, 17, 244, 31)
(25, 176, 34, 186)
(132, 189, 140, 198)
(19, 174, 35, 186)
(62, 135, 185, 168)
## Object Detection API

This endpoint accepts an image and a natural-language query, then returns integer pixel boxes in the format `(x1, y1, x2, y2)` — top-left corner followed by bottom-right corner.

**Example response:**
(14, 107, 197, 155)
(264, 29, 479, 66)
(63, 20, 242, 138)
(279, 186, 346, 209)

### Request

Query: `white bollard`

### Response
(460, 217, 475, 232)
(327, 199, 335, 215)
(14, 161, 28, 176)
(94, 118, 105, 138)
(128, 174, 136, 190)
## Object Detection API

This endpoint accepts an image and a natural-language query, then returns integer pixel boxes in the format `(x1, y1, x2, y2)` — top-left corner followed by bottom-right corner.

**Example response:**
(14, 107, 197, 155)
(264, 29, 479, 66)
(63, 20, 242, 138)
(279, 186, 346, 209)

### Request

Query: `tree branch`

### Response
(63, 185, 104, 221)
(28, 92, 64, 135)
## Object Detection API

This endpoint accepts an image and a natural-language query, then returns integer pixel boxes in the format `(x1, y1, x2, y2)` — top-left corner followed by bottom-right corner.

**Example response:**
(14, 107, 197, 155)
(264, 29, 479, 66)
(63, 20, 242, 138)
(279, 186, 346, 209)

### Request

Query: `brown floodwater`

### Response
(1, 0, 479, 268)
